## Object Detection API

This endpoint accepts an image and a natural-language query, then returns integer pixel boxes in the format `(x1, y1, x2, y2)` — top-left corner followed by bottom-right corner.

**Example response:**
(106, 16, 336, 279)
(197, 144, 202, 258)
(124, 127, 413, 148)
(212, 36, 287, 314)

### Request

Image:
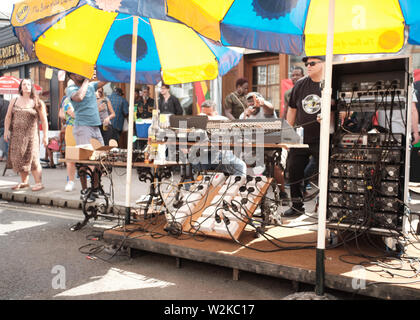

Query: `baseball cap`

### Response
(246, 92, 263, 100)
(302, 56, 325, 63)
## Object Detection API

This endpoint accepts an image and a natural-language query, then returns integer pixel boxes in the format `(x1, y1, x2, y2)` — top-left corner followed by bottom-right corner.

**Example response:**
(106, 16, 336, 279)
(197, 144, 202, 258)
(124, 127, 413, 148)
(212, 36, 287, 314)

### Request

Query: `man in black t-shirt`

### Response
(284, 56, 326, 217)
(136, 86, 155, 119)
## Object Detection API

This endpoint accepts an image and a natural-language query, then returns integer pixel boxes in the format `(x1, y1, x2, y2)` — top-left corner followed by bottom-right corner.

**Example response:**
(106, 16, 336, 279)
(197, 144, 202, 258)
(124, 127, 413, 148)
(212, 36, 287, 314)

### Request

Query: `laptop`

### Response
(169, 115, 208, 130)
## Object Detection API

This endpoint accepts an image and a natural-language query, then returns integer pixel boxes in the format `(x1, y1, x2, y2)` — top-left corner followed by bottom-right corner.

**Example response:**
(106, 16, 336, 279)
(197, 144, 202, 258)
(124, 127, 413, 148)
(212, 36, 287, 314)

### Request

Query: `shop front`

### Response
(0, 26, 61, 130)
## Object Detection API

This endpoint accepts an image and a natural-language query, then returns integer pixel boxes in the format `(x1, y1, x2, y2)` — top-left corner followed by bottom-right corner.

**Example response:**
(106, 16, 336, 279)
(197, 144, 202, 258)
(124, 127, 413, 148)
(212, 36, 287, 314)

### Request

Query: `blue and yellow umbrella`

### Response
(167, 0, 420, 296)
(11, 0, 243, 85)
(10, 0, 243, 214)
(166, 0, 420, 56)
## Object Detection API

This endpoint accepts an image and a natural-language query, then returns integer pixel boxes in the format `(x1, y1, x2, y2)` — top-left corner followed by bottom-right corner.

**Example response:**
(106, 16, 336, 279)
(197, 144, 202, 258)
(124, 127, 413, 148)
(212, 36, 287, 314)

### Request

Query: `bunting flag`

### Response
(194, 81, 210, 114)
(280, 78, 293, 117)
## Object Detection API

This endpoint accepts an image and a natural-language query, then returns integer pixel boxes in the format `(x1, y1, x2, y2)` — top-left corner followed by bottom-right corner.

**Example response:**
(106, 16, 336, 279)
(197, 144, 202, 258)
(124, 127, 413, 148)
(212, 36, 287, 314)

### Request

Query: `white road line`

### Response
(0, 203, 84, 221)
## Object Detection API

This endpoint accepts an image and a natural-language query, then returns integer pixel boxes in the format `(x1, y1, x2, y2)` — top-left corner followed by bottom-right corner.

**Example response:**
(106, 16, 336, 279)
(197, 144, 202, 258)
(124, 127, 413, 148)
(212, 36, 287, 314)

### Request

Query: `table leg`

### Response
(70, 163, 109, 231)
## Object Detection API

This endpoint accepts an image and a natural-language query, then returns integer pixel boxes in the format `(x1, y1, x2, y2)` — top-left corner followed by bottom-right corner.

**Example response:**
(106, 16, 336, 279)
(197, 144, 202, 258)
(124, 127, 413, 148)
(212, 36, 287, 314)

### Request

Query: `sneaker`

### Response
(283, 206, 304, 217)
(65, 181, 75, 192)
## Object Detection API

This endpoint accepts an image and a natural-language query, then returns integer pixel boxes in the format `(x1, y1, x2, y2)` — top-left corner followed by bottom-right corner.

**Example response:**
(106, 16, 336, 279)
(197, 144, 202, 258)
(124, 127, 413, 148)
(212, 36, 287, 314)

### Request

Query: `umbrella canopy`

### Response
(10, 0, 243, 218)
(11, 0, 243, 85)
(166, 0, 420, 56)
(0, 75, 42, 95)
(168, 0, 420, 296)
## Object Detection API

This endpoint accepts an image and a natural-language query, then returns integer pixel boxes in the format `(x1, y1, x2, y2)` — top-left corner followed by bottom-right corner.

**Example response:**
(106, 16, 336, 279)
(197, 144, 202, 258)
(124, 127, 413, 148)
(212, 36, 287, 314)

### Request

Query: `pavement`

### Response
(0, 161, 152, 212)
(0, 160, 318, 226)
(0, 159, 418, 233)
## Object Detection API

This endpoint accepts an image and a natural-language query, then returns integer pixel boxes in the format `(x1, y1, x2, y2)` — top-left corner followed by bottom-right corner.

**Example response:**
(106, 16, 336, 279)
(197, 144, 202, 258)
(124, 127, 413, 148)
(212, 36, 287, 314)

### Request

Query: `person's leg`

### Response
(30, 164, 45, 191)
(303, 156, 316, 192)
(274, 165, 286, 193)
(65, 125, 77, 191)
(20, 171, 29, 185)
(219, 150, 247, 176)
(286, 148, 309, 215)
(65, 162, 76, 191)
(46, 147, 55, 167)
(31, 167, 42, 185)
(67, 162, 76, 181)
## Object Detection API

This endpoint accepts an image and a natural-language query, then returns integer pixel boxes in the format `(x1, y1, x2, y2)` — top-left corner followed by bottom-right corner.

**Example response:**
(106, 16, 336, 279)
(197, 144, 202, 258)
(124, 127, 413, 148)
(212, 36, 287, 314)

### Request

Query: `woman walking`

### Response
(3, 78, 48, 191)
(96, 87, 115, 146)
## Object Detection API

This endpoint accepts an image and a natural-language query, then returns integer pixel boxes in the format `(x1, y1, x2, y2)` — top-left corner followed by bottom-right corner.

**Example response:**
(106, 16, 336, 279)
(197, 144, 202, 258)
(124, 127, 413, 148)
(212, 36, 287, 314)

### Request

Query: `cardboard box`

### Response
(65, 145, 93, 160)
(65, 139, 118, 160)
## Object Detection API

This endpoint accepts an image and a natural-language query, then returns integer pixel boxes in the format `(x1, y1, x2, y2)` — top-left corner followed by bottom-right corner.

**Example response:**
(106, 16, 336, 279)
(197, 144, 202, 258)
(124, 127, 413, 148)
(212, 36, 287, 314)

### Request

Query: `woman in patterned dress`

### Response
(3, 79, 49, 191)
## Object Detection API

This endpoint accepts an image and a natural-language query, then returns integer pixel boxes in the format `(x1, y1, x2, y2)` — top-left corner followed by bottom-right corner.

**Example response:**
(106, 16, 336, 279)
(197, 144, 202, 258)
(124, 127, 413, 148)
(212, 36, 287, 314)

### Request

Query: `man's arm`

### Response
(70, 78, 89, 102)
(174, 97, 183, 115)
(97, 81, 108, 90)
(224, 95, 235, 120)
(286, 107, 297, 127)
(259, 97, 274, 115)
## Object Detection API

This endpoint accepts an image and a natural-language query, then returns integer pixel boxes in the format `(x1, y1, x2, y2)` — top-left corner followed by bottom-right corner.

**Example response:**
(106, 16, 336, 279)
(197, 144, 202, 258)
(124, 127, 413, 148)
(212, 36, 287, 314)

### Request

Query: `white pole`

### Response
(125, 15, 138, 224)
(315, 0, 335, 296)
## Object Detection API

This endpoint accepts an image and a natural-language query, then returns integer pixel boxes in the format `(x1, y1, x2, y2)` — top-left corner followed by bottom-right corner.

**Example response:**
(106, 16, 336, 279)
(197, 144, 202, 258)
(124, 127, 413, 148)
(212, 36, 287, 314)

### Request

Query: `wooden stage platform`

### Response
(103, 215, 420, 300)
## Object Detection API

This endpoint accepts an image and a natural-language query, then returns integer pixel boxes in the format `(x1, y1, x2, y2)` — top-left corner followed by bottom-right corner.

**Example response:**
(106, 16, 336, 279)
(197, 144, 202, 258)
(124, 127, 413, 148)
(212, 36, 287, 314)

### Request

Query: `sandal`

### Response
(11, 183, 29, 190)
(31, 183, 44, 192)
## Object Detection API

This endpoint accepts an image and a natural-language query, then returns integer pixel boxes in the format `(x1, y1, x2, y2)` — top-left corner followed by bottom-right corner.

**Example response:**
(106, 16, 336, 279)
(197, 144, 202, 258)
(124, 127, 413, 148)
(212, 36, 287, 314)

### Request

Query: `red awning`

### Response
(0, 76, 42, 95)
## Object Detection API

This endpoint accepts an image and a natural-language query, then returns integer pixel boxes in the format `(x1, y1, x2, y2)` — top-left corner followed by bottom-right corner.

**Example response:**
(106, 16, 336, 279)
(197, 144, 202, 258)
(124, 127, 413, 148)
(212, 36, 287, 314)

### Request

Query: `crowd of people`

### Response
(3, 55, 419, 218)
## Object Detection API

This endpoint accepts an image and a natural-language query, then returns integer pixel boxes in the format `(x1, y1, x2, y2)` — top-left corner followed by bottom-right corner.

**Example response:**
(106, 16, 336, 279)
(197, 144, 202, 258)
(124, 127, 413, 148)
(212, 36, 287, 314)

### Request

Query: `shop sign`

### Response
(0, 43, 31, 67)
(11, 0, 79, 27)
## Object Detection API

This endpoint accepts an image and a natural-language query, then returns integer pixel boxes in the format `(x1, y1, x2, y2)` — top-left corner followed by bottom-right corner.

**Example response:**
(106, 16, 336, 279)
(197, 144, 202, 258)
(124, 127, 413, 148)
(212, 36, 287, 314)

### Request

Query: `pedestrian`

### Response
(239, 91, 276, 119)
(59, 89, 77, 192)
(134, 88, 142, 105)
(66, 72, 108, 200)
(0, 95, 9, 161)
(240, 92, 288, 199)
(282, 67, 305, 195)
(136, 85, 154, 119)
(282, 66, 305, 119)
(44, 135, 60, 168)
(224, 78, 249, 120)
(3, 78, 49, 191)
(196, 100, 247, 176)
(96, 87, 115, 146)
(109, 87, 129, 145)
(284, 56, 333, 217)
(158, 83, 183, 115)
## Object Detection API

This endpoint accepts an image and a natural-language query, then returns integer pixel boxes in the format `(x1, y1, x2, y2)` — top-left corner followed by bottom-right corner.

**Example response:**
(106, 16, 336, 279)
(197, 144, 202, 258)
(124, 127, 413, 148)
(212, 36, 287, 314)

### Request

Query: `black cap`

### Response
(302, 56, 325, 63)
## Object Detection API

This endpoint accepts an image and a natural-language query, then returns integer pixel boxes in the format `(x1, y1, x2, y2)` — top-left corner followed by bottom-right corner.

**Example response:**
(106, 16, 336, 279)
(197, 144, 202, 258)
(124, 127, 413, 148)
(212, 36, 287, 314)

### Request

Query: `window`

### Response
(3, 69, 20, 78)
(250, 62, 280, 111)
(29, 64, 50, 103)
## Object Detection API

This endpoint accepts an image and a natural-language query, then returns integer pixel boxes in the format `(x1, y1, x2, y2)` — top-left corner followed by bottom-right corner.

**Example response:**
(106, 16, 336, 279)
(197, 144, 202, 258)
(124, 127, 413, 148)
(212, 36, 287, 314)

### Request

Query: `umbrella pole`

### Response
(125, 15, 139, 225)
(315, 0, 335, 296)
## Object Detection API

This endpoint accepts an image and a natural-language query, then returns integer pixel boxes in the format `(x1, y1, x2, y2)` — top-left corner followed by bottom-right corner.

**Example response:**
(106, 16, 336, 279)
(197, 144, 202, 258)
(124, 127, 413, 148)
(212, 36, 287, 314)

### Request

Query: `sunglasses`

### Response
(305, 61, 322, 67)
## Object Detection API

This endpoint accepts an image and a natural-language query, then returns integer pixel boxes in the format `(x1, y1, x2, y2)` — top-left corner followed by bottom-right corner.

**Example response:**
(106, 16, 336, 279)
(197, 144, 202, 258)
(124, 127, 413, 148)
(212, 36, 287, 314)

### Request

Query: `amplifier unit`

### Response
(330, 148, 402, 163)
(328, 192, 365, 208)
(337, 133, 404, 148)
(328, 207, 401, 228)
(330, 163, 400, 181)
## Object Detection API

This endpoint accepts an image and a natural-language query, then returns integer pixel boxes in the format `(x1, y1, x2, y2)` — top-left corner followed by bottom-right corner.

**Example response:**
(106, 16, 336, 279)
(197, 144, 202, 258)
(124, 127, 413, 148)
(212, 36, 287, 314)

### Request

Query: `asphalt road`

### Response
(0, 202, 367, 303)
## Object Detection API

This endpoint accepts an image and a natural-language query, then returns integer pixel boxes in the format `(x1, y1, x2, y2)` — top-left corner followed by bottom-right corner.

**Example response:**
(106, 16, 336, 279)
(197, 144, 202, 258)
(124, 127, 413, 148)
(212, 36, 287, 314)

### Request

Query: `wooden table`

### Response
(62, 158, 179, 230)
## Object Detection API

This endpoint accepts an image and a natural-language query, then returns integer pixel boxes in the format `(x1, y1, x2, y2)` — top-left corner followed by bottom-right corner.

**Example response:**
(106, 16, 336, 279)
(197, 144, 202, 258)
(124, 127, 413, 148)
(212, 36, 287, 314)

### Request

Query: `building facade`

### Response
(0, 25, 61, 130)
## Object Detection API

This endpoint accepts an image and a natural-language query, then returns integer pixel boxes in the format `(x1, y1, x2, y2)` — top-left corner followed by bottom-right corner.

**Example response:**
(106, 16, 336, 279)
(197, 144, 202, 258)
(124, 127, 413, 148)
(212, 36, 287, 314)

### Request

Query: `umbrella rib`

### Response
(115, 15, 150, 26)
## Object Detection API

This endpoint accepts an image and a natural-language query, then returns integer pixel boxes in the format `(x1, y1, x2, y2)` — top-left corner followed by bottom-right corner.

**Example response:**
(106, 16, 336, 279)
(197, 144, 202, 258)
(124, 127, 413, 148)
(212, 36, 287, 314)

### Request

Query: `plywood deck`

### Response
(103, 215, 420, 300)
